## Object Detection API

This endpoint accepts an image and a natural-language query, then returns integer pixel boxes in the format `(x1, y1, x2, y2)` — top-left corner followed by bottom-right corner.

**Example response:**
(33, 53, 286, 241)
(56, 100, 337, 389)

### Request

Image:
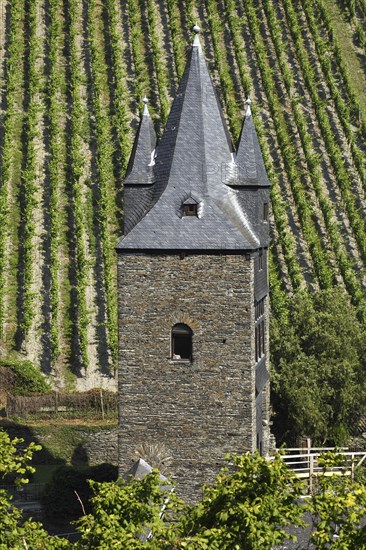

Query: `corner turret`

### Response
(123, 97, 157, 234)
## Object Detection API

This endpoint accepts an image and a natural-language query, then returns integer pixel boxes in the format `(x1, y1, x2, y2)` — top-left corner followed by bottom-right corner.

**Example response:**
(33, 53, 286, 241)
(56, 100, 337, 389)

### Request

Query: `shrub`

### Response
(0, 359, 50, 395)
(42, 463, 118, 522)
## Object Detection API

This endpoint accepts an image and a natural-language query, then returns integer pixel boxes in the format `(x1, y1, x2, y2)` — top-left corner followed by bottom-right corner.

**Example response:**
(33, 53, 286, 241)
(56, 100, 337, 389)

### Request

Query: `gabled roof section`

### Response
(124, 98, 156, 185)
(183, 196, 198, 205)
(117, 29, 260, 251)
(233, 99, 270, 187)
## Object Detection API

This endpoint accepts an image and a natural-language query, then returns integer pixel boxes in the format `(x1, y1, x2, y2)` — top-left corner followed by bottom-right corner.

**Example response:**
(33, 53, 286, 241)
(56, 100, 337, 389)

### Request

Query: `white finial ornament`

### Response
(143, 96, 149, 116)
(245, 97, 252, 117)
(193, 24, 201, 46)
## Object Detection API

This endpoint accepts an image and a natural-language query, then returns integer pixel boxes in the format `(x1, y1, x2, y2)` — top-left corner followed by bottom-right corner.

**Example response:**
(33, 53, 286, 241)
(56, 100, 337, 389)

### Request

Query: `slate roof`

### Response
(232, 100, 271, 187)
(117, 30, 268, 252)
(124, 458, 169, 484)
(124, 99, 156, 185)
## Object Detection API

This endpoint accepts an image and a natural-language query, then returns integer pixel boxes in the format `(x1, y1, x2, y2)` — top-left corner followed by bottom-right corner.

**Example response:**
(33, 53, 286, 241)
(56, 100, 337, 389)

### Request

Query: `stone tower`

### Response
(117, 27, 271, 501)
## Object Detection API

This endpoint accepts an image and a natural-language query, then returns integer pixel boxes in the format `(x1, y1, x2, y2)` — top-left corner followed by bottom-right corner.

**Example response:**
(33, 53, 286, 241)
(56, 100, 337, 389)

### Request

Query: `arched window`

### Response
(171, 323, 193, 361)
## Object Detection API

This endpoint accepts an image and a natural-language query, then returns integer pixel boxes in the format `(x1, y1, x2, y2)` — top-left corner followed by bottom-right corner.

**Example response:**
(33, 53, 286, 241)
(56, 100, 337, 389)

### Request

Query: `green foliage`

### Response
(308, 451, 366, 549)
(42, 463, 118, 522)
(76, 470, 177, 549)
(73, 452, 304, 549)
(0, 429, 68, 549)
(165, 452, 304, 550)
(271, 287, 366, 444)
(74, 452, 366, 549)
(0, 0, 25, 338)
(0, 358, 50, 395)
(1, 431, 366, 549)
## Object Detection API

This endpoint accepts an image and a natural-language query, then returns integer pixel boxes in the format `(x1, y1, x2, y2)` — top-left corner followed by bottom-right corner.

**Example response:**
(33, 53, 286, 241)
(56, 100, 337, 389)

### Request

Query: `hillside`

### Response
(0, 0, 365, 388)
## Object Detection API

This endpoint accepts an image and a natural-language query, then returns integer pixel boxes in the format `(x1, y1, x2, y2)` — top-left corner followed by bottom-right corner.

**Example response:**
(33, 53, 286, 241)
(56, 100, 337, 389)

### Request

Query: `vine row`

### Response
(67, 0, 90, 368)
(127, 0, 152, 112)
(300, 0, 366, 190)
(0, 0, 25, 337)
(46, 0, 65, 363)
(87, 0, 118, 368)
(105, 0, 132, 177)
(19, 0, 42, 336)
(145, 0, 171, 123)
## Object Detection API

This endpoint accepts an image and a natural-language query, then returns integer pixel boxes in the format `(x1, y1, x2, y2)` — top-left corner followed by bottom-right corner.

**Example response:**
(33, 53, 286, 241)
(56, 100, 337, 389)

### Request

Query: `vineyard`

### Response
(0, 0, 365, 388)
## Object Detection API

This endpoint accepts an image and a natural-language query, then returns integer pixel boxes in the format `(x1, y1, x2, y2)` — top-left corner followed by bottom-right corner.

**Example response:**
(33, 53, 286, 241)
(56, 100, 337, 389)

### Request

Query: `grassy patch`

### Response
(322, 0, 366, 114)
(0, 418, 117, 465)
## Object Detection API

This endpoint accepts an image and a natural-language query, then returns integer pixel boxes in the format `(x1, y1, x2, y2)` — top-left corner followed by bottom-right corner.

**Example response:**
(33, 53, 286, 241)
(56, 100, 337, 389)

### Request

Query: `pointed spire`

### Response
(234, 99, 270, 187)
(124, 97, 156, 185)
(152, 24, 234, 200)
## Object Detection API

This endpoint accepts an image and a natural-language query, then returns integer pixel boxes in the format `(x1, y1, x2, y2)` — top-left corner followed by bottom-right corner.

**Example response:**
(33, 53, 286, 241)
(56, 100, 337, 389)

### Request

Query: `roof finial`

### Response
(245, 97, 252, 117)
(143, 96, 149, 116)
(193, 24, 201, 46)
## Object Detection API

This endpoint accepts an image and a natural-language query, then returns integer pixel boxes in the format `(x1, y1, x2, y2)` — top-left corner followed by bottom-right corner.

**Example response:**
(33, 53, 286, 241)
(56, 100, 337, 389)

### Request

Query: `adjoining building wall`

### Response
(118, 252, 265, 501)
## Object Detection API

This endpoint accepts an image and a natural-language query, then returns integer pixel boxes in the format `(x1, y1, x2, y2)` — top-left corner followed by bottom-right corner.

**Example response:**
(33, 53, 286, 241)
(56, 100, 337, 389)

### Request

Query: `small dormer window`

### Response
(182, 197, 199, 217)
(184, 204, 197, 216)
(263, 203, 269, 221)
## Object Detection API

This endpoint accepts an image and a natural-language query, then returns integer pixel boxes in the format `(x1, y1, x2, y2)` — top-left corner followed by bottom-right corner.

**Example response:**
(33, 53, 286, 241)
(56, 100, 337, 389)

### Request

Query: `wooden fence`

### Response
(5, 390, 118, 420)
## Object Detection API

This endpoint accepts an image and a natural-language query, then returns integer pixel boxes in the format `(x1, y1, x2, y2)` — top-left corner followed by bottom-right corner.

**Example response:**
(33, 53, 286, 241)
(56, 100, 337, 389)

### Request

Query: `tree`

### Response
(1, 430, 366, 548)
(0, 430, 68, 549)
(75, 470, 179, 549)
(271, 287, 366, 444)
(77, 452, 366, 549)
(308, 452, 366, 549)
(163, 452, 304, 550)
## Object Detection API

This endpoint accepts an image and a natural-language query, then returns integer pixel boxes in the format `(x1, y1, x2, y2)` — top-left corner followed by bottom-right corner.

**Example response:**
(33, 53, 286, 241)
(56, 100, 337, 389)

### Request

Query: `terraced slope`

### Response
(0, 0, 365, 388)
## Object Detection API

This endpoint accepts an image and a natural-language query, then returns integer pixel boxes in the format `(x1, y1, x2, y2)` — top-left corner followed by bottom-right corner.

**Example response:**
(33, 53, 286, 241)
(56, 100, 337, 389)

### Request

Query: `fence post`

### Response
(100, 389, 104, 420)
(54, 391, 58, 415)
(307, 437, 311, 477)
(309, 455, 314, 493)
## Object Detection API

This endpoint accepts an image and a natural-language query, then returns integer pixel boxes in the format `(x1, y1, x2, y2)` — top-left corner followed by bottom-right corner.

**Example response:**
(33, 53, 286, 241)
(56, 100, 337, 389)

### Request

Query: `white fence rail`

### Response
(271, 442, 366, 492)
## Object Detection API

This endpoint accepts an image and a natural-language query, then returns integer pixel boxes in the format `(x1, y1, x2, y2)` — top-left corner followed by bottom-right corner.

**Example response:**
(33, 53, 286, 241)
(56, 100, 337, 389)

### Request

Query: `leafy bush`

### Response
(0, 359, 50, 395)
(42, 463, 118, 521)
(271, 287, 366, 445)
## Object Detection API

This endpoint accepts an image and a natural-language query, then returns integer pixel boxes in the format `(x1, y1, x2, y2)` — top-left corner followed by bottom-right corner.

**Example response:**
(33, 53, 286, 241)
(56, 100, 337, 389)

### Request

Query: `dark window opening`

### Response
(183, 204, 198, 217)
(172, 323, 193, 361)
(256, 434, 263, 456)
(258, 248, 263, 271)
(255, 298, 265, 363)
(263, 203, 269, 221)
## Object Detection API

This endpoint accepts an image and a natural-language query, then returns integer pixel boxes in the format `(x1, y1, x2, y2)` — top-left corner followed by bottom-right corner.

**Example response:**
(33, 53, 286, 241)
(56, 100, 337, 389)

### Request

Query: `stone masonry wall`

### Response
(83, 428, 118, 465)
(118, 253, 258, 502)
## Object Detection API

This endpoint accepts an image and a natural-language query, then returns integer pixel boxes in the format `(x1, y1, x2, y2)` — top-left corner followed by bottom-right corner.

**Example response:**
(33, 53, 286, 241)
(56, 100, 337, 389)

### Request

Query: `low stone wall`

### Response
(82, 428, 118, 465)
(0, 421, 118, 466)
